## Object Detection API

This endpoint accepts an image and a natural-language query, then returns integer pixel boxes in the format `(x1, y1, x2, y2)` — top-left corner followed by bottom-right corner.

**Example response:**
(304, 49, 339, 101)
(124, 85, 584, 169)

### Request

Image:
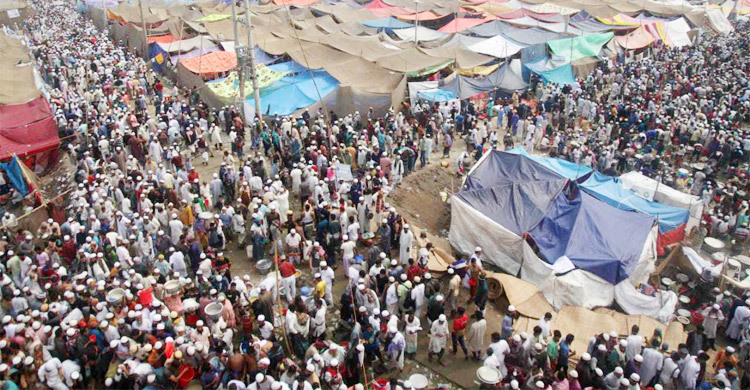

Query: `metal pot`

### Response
(164, 280, 181, 296)
(204, 302, 223, 321)
(255, 259, 273, 275)
(106, 288, 126, 305)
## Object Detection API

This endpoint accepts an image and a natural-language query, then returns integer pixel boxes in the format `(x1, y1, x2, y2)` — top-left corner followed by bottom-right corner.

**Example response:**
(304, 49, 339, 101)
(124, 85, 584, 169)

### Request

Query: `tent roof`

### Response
(0, 33, 40, 105)
(179, 50, 237, 74)
(547, 32, 614, 61)
(529, 190, 655, 284)
(507, 147, 593, 180)
(438, 17, 493, 33)
(457, 180, 568, 235)
(361, 16, 413, 29)
(464, 151, 565, 191)
(581, 172, 690, 232)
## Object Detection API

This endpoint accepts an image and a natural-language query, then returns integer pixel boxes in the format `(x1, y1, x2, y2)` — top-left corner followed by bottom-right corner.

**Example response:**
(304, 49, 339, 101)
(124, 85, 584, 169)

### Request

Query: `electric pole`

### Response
(138, 0, 148, 59)
(230, 0, 246, 115)
(243, 0, 262, 123)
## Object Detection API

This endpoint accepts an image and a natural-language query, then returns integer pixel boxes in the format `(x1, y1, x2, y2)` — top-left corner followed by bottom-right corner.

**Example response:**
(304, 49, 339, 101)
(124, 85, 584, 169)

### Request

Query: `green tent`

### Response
(547, 32, 614, 62)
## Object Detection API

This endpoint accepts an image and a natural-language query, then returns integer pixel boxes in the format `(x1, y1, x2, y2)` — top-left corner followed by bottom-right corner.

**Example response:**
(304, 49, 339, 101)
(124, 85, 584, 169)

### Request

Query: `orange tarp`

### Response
(179, 51, 237, 75)
(614, 26, 655, 49)
(147, 34, 176, 44)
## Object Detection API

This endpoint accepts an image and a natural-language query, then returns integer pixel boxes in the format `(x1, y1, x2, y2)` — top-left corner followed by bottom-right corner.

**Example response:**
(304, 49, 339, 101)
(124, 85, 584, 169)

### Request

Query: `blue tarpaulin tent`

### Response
(253, 70, 339, 116)
(267, 61, 308, 74)
(529, 190, 655, 284)
(417, 89, 458, 102)
(0, 156, 28, 196)
(464, 151, 564, 191)
(580, 172, 690, 233)
(457, 181, 567, 235)
(506, 147, 592, 180)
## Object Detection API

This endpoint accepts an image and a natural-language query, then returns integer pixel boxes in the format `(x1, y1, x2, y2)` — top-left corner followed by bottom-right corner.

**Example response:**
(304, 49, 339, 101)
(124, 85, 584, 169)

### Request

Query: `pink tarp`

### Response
(438, 17, 493, 33)
(396, 11, 449, 21)
(0, 96, 60, 160)
(364, 0, 412, 17)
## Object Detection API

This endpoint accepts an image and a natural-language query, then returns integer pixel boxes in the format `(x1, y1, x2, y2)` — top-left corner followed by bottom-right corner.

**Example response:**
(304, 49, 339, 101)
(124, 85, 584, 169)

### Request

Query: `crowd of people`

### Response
(0, 0, 749, 388)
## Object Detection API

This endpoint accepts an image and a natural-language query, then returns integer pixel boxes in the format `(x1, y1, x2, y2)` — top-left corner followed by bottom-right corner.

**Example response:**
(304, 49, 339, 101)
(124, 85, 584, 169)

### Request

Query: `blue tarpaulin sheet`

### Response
(267, 61, 308, 74)
(537, 63, 576, 86)
(457, 180, 567, 235)
(361, 17, 412, 29)
(464, 151, 564, 191)
(581, 172, 689, 233)
(417, 89, 458, 102)
(530, 190, 655, 284)
(0, 157, 28, 196)
(253, 70, 339, 116)
(506, 147, 593, 180)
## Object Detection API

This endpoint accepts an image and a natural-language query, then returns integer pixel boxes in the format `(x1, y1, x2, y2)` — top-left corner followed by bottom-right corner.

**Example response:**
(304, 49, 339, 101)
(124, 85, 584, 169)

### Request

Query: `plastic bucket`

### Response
(178, 365, 195, 388)
(138, 288, 153, 306)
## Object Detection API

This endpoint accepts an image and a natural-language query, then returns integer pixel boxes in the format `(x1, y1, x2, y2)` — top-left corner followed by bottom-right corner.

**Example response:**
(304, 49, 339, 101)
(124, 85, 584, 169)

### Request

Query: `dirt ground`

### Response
(387, 159, 457, 254)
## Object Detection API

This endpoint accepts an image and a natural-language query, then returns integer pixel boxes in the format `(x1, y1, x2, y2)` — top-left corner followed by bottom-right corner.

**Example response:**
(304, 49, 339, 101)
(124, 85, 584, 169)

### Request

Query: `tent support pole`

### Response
(230, 0, 245, 118)
(138, 0, 148, 59)
(243, 0, 263, 125)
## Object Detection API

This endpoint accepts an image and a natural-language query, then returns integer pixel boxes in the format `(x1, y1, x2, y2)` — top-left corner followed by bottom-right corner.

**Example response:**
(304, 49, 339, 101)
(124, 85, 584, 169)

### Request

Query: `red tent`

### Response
(0, 96, 60, 168)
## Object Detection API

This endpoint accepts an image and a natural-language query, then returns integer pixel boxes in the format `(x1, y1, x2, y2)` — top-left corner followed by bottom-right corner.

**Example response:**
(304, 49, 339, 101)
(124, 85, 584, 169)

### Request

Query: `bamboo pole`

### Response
(273, 245, 292, 354)
(348, 283, 369, 389)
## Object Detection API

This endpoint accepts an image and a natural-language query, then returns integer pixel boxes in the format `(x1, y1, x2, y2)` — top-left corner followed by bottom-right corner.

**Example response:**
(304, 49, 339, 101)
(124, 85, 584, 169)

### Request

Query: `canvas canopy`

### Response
(158, 35, 216, 53)
(392, 26, 447, 41)
(0, 32, 41, 105)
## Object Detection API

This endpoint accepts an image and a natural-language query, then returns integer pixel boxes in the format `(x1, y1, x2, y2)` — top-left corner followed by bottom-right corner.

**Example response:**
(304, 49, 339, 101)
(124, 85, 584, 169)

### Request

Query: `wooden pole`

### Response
(273, 245, 292, 354)
(348, 283, 369, 389)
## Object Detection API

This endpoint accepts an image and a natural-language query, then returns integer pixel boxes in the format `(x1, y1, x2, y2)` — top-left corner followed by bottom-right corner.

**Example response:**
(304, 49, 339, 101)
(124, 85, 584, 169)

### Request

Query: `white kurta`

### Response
(639, 347, 663, 386)
(467, 319, 487, 353)
(405, 316, 421, 354)
(428, 320, 449, 353)
(399, 230, 414, 264)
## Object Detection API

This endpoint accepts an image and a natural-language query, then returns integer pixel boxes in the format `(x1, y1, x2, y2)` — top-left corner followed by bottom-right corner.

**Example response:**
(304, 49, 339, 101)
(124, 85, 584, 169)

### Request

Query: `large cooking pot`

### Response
(204, 302, 223, 321)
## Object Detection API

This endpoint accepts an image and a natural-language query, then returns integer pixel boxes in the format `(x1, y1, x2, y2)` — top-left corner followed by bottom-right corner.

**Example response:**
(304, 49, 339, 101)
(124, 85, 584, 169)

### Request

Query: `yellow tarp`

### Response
(195, 14, 232, 22)
(457, 63, 499, 76)
(206, 65, 286, 99)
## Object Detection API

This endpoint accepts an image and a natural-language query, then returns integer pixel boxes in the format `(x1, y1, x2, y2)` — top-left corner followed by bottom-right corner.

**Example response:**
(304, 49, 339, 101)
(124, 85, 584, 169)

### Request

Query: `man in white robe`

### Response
(428, 314, 449, 366)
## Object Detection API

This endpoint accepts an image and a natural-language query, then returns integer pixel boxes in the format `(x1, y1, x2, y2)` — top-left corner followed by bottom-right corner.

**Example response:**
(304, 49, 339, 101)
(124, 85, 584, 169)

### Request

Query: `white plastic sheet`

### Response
(449, 196, 524, 275)
(466, 35, 527, 58)
(613, 282, 677, 323)
(682, 246, 723, 277)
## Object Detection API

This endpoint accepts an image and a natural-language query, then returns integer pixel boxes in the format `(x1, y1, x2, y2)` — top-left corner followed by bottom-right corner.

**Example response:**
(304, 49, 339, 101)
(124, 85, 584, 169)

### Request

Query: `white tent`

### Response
(449, 151, 678, 322)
